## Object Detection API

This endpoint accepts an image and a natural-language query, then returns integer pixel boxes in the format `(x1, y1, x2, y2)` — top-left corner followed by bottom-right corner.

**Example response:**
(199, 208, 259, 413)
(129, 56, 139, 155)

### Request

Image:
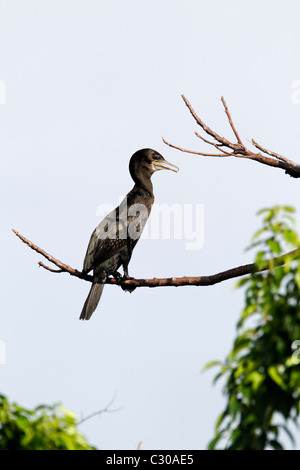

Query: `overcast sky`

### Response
(1, 0, 300, 450)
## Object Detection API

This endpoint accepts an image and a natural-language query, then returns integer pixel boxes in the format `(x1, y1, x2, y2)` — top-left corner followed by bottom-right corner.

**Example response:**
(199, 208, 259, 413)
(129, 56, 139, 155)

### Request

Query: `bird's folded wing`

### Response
(83, 206, 148, 273)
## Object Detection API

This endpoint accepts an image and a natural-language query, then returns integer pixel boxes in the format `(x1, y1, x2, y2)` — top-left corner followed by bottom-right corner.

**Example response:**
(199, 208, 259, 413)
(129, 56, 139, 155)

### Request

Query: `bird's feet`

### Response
(122, 274, 134, 281)
(120, 272, 136, 292)
(111, 271, 134, 286)
(110, 270, 136, 292)
(112, 271, 122, 281)
(122, 266, 134, 281)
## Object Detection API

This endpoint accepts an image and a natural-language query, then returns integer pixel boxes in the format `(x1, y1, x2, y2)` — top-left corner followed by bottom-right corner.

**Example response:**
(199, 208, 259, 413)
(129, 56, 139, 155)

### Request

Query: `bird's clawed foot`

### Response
(111, 271, 133, 283)
(120, 269, 136, 292)
(122, 266, 134, 281)
(112, 270, 122, 281)
(122, 274, 134, 281)
(111, 269, 136, 292)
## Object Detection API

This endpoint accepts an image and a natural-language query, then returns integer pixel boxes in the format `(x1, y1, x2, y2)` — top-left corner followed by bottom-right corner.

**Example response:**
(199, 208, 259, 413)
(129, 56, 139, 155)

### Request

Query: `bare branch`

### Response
(38, 262, 64, 273)
(162, 137, 234, 157)
(13, 229, 92, 282)
(194, 132, 235, 156)
(12, 229, 300, 289)
(180, 94, 237, 150)
(221, 96, 244, 146)
(251, 139, 296, 166)
(77, 394, 122, 425)
(163, 95, 300, 178)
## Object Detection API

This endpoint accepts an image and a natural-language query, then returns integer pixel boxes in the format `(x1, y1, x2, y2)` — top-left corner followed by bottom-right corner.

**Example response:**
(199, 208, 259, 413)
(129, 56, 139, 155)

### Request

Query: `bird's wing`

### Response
(83, 208, 119, 272)
(83, 195, 150, 273)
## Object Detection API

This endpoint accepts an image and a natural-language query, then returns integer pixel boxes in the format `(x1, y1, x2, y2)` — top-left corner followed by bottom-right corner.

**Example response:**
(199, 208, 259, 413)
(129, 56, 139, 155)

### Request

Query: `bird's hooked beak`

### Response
(152, 159, 179, 173)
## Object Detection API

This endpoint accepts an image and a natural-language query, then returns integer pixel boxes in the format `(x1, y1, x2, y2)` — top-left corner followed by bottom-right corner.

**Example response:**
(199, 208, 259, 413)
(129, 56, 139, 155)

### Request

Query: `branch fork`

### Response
(163, 95, 300, 178)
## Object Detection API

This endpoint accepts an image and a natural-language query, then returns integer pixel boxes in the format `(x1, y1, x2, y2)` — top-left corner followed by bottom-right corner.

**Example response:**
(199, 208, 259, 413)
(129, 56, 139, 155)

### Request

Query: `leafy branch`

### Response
(206, 206, 300, 450)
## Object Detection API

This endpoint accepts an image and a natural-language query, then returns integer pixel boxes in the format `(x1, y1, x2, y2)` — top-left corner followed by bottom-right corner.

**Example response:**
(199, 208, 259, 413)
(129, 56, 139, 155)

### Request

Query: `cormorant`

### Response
(80, 148, 179, 320)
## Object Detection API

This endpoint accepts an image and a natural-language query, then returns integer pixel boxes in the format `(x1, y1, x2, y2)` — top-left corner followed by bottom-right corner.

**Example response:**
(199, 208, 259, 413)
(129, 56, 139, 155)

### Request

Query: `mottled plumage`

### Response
(80, 148, 178, 320)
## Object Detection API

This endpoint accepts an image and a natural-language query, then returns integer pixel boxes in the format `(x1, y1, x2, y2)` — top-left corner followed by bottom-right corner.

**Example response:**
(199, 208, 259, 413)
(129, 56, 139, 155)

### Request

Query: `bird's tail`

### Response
(79, 283, 105, 320)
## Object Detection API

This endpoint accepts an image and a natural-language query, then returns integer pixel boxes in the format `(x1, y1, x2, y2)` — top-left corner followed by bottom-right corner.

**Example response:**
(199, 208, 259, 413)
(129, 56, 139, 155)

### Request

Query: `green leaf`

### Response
(246, 370, 265, 392)
(269, 439, 284, 450)
(207, 434, 222, 450)
(268, 365, 288, 391)
(229, 397, 241, 419)
(235, 276, 251, 289)
(295, 272, 300, 290)
(212, 371, 225, 385)
(202, 360, 222, 371)
(282, 206, 295, 213)
(214, 409, 229, 432)
(282, 229, 300, 246)
(251, 228, 268, 242)
(266, 238, 282, 254)
(239, 303, 258, 323)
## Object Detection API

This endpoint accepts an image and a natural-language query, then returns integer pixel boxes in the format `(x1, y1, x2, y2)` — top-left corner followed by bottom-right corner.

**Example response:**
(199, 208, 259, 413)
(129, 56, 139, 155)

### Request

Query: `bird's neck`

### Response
(134, 177, 154, 198)
(133, 182, 154, 199)
(130, 165, 154, 197)
(127, 182, 154, 211)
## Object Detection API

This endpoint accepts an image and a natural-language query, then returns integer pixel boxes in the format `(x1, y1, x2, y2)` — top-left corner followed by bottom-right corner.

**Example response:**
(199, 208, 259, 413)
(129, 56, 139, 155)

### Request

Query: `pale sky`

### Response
(1, 0, 300, 449)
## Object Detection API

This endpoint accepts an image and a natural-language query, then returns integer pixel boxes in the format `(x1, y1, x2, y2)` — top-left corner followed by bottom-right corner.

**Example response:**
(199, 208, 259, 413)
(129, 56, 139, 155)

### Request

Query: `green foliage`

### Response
(207, 206, 300, 450)
(0, 394, 96, 450)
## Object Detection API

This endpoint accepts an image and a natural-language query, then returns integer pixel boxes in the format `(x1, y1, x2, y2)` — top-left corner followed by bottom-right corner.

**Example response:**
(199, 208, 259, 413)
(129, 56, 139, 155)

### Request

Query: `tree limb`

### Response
(77, 394, 122, 425)
(163, 95, 300, 178)
(12, 229, 300, 289)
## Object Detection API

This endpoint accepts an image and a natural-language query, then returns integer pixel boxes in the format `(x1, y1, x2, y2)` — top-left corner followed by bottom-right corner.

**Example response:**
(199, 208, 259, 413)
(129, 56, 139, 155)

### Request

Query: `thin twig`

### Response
(221, 96, 244, 146)
(162, 137, 233, 157)
(77, 394, 122, 425)
(194, 132, 234, 156)
(12, 229, 93, 282)
(38, 262, 64, 273)
(180, 94, 238, 151)
(251, 139, 295, 165)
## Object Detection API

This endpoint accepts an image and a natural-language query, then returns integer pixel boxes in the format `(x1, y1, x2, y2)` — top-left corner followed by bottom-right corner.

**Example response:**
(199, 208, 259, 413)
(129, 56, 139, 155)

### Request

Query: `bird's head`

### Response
(129, 148, 179, 185)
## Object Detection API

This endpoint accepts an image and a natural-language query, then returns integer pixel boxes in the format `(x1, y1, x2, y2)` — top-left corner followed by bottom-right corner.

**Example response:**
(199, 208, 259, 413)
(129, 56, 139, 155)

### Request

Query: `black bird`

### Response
(80, 148, 179, 320)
